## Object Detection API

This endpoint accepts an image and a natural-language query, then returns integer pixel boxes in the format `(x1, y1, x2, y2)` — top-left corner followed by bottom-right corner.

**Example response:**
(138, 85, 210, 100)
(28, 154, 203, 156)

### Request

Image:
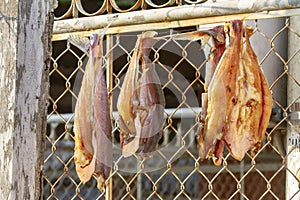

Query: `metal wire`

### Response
(46, 10, 300, 200)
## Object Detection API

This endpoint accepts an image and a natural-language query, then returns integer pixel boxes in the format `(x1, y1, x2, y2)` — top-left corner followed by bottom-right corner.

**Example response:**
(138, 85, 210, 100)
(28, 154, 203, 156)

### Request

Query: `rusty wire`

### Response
(45, 16, 300, 199)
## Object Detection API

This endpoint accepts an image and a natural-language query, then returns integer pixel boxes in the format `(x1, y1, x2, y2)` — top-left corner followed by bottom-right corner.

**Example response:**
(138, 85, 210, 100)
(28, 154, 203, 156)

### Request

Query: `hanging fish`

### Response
(117, 31, 165, 157)
(221, 23, 273, 162)
(163, 29, 226, 157)
(197, 25, 226, 160)
(198, 20, 272, 165)
(71, 33, 112, 190)
(137, 32, 166, 155)
(117, 33, 141, 156)
(203, 21, 244, 165)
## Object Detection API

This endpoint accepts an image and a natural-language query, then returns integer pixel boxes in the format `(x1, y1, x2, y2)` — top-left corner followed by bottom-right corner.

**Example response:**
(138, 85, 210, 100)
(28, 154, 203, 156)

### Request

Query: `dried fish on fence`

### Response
(137, 33, 166, 155)
(198, 25, 226, 160)
(71, 34, 112, 190)
(117, 33, 141, 156)
(198, 20, 273, 165)
(117, 31, 165, 157)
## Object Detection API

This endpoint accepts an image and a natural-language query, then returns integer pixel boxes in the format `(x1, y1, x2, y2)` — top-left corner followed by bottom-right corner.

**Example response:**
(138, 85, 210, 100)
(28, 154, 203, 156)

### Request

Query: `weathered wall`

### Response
(0, 0, 53, 199)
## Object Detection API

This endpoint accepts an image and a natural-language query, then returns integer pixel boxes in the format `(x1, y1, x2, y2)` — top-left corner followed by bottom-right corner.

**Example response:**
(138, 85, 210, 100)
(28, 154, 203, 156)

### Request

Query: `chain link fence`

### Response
(45, 1, 300, 199)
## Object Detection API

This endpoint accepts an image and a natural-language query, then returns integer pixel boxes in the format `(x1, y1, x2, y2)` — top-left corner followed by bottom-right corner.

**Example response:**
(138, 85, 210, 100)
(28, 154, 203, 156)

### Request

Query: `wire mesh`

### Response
(45, 15, 300, 199)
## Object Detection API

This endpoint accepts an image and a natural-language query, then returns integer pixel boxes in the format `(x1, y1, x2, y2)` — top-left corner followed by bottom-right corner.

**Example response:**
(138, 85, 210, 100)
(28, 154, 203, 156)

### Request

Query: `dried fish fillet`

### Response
(221, 21, 272, 163)
(198, 20, 273, 165)
(117, 33, 142, 156)
(72, 34, 112, 190)
(198, 25, 226, 160)
(138, 34, 166, 155)
(117, 31, 165, 157)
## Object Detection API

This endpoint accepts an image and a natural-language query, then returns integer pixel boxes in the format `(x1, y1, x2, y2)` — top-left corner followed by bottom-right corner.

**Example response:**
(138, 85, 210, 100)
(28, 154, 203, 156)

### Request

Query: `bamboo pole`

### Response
(52, 0, 300, 41)
(52, 9, 300, 41)
(286, 16, 300, 200)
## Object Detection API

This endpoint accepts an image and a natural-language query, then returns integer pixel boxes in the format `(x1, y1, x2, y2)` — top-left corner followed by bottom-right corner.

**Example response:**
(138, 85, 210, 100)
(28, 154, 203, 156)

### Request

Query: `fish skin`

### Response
(200, 21, 243, 163)
(92, 35, 112, 190)
(257, 71, 273, 144)
(222, 21, 263, 161)
(117, 35, 141, 150)
(198, 26, 227, 160)
(245, 27, 273, 152)
(118, 31, 165, 157)
(73, 35, 97, 183)
(212, 139, 225, 166)
(221, 22, 272, 162)
(73, 34, 112, 190)
(204, 25, 226, 91)
(206, 20, 250, 164)
(146, 28, 228, 160)
(139, 35, 166, 154)
(199, 20, 273, 165)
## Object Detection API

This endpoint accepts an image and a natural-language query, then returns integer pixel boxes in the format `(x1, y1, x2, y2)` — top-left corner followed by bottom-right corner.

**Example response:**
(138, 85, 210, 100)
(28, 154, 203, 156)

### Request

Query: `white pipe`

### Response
(47, 107, 202, 124)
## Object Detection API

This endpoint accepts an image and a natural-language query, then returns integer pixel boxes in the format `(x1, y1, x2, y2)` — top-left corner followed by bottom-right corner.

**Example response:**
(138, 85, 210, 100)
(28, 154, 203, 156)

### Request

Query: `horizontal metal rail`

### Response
(47, 107, 201, 123)
(52, 0, 300, 41)
(47, 107, 282, 130)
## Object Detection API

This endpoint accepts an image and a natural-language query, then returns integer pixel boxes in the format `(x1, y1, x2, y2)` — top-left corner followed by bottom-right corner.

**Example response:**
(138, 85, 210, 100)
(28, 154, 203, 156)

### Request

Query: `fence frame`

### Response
(52, 0, 300, 41)
(49, 1, 300, 199)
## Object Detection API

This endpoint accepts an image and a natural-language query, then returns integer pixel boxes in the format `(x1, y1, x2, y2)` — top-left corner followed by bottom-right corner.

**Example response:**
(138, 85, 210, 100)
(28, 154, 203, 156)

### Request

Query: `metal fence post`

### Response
(106, 34, 114, 200)
(287, 15, 300, 200)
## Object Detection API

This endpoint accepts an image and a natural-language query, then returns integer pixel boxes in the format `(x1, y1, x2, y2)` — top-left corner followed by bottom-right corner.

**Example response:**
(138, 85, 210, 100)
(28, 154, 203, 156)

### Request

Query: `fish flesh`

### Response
(221, 24, 273, 161)
(137, 33, 166, 155)
(198, 25, 226, 160)
(155, 29, 226, 160)
(71, 33, 112, 190)
(203, 25, 226, 91)
(117, 31, 165, 157)
(117, 33, 141, 156)
(198, 20, 273, 165)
